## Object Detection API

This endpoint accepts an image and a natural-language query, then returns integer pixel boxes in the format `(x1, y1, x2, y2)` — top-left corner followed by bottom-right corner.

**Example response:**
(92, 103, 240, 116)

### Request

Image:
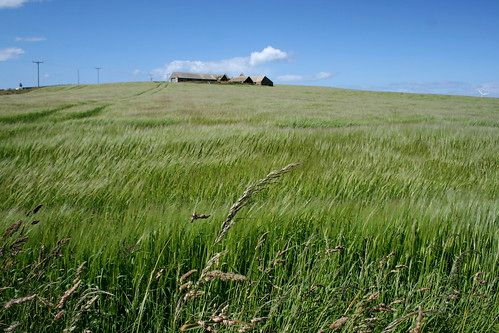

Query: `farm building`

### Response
(169, 72, 273, 86)
(250, 76, 273, 86)
(229, 75, 254, 84)
(170, 72, 229, 83)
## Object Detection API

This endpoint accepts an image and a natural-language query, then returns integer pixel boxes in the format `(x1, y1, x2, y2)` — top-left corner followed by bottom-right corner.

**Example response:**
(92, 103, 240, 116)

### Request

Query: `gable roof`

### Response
(250, 75, 272, 83)
(170, 72, 223, 80)
(250, 76, 265, 82)
(229, 75, 254, 83)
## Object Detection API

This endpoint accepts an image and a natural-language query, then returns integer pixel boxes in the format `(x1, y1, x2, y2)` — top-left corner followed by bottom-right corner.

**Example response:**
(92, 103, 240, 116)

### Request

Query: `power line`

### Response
(95, 67, 101, 84)
(32, 60, 44, 87)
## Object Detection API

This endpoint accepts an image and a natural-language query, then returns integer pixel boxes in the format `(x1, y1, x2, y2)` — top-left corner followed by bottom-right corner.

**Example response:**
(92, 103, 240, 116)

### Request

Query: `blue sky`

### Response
(1, 0, 498, 97)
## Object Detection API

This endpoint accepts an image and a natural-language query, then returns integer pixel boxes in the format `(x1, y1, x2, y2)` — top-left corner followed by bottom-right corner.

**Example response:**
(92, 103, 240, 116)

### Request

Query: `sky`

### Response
(1, 0, 498, 97)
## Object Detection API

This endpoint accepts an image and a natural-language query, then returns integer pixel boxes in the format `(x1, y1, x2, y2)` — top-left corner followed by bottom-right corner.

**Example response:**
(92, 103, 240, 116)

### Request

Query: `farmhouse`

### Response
(251, 76, 273, 86)
(169, 72, 273, 86)
(229, 75, 254, 84)
(170, 72, 229, 83)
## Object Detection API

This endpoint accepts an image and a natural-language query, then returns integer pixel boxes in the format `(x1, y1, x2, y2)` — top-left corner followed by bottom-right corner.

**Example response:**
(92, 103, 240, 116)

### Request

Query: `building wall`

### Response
(260, 78, 273, 86)
(176, 78, 218, 83)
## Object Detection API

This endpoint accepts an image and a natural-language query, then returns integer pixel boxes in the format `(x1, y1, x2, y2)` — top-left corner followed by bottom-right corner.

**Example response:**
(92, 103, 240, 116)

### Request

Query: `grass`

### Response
(0, 82, 498, 332)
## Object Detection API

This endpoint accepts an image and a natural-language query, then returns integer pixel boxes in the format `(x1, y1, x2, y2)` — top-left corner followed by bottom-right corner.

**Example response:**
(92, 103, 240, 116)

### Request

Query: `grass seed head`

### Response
(371, 303, 394, 312)
(155, 268, 165, 280)
(179, 281, 193, 291)
(215, 163, 299, 244)
(325, 245, 345, 254)
(190, 213, 211, 223)
(3, 221, 23, 238)
(203, 270, 247, 282)
(202, 251, 227, 275)
(474, 272, 486, 285)
(329, 316, 349, 330)
(53, 310, 65, 321)
(57, 279, 81, 309)
(180, 269, 197, 282)
(210, 315, 227, 323)
(82, 295, 99, 311)
(250, 317, 267, 323)
(4, 294, 37, 309)
(409, 307, 424, 333)
(366, 291, 380, 302)
(183, 290, 205, 302)
(238, 324, 255, 332)
(389, 299, 404, 305)
(75, 261, 86, 278)
(4, 322, 20, 333)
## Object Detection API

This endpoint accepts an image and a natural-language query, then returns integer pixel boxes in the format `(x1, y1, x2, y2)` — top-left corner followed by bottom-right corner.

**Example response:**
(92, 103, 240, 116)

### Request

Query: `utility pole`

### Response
(149, 73, 153, 82)
(77, 69, 80, 85)
(95, 67, 101, 84)
(33, 60, 44, 87)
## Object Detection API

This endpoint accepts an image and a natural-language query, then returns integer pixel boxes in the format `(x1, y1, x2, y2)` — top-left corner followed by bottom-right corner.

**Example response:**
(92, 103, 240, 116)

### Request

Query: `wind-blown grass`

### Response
(0, 82, 498, 332)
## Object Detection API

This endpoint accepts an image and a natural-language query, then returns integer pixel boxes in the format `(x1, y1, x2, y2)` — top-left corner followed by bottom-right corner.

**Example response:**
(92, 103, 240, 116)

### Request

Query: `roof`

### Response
(250, 76, 272, 83)
(229, 75, 253, 83)
(170, 72, 223, 80)
(250, 76, 265, 82)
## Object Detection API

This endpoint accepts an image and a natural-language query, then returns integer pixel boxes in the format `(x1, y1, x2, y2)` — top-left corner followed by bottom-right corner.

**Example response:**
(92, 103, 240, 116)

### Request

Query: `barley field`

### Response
(0, 82, 498, 332)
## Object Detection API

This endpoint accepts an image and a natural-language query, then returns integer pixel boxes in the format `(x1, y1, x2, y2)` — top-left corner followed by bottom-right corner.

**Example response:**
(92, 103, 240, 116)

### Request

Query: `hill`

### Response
(0, 82, 498, 332)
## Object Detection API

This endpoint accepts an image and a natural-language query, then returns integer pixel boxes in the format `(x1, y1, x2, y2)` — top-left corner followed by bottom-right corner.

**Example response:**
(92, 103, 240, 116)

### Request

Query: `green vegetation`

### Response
(0, 82, 498, 332)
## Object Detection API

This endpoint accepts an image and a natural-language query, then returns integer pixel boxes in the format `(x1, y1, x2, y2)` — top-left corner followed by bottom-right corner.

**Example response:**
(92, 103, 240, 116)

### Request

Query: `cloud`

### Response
(132, 69, 142, 76)
(277, 74, 304, 82)
(0, 47, 24, 61)
(1, 0, 48, 9)
(15, 36, 46, 42)
(277, 71, 334, 82)
(152, 46, 289, 79)
(314, 72, 334, 80)
(249, 46, 288, 66)
(360, 81, 499, 97)
(476, 83, 499, 97)
(0, 0, 28, 8)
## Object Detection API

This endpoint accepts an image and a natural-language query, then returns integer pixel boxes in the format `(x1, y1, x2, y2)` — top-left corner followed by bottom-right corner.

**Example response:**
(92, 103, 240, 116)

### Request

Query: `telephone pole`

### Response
(33, 60, 44, 87)
(77, 69, 80, 85)
(95, 67, 101, 84)
(149, 73, 153, 82)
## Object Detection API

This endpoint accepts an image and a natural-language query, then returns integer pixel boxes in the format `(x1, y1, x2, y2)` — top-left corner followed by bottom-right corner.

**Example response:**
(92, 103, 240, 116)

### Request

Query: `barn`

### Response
(251, 76, 273, 86)
(170, 72, 229, 83)
(229, 75, 254, 84)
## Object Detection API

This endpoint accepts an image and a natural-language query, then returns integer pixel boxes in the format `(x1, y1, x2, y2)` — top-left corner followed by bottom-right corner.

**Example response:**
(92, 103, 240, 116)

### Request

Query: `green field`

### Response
(0, 82, 498, 332)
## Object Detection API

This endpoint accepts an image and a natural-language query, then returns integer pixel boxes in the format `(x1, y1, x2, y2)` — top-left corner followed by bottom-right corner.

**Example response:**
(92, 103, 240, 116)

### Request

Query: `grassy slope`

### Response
(0, 82, 498, 332)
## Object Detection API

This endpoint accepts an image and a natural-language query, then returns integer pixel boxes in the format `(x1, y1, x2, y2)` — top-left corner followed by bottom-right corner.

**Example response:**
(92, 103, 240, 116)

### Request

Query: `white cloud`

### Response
(277, 71, 334, 82)
(15, 36, 46, 42)
(0, 0, 28, 8)
(152, 46, 289, 79)
(314, 72, 333, 80)
(0, 47, 24, 61)
(249, 46, 288, 66)
(132, 69, 142, 76)
(476, 83, 499, 97)
(361, 81, 499, 97)
(277, 74, 304, 82)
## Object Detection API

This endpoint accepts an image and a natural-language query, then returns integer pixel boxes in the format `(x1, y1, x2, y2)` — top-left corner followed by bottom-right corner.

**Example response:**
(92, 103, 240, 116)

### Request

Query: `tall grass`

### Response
(0, 82, 498, 332)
